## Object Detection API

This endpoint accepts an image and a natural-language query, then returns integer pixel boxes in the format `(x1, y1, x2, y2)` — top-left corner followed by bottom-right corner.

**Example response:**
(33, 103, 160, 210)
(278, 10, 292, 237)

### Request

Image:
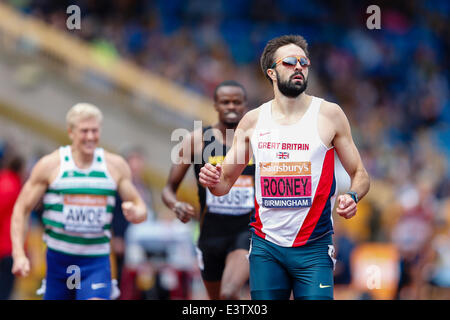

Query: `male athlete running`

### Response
(11, 103, 147, 300)
(162, 81, 254, 299)
(199, 35, 370, 300)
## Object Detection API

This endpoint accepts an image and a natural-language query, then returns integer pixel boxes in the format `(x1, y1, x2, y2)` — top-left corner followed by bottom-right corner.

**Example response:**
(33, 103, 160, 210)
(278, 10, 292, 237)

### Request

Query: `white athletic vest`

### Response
(42, 146, 117, 256)
(250, 97, 337, 247)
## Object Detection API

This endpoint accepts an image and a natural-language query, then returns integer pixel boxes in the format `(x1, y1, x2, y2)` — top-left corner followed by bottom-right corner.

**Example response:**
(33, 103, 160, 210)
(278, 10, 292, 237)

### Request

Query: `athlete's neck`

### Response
(273, 91, 311, 116)
(71, 146, 94, 169)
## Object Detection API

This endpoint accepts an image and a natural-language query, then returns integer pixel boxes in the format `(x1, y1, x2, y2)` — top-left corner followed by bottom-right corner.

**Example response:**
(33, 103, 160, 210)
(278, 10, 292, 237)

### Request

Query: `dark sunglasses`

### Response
(271, 55, 310, 69)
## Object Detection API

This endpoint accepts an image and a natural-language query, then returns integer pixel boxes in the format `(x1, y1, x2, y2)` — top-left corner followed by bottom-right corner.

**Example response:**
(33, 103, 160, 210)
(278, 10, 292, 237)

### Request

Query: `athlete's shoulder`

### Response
(104, 150, 131, 182)
(237, 107, 262, 130)
(30, 149, 60, 182)
(319, 99, 347, 121)
(179, 126, 204, 156)
(188, 126, 204, 142)
(104, 150, 128, 170)
(38, 149, 60, 169)
(318, 99, 351, 135)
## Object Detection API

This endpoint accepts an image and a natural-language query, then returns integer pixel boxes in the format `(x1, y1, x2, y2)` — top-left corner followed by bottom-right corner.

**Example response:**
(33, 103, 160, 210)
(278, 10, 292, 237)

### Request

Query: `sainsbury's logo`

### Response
(259, 162, 311, 175)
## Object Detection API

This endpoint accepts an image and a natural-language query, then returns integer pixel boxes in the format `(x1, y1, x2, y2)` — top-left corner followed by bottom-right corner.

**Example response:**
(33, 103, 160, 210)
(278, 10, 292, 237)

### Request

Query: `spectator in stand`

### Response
(0, 154, 24, 299)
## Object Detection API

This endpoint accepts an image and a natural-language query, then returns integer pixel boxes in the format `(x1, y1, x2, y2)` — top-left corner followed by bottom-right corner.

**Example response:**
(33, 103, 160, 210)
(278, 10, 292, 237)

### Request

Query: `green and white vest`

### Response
(42, 146, 117, 256)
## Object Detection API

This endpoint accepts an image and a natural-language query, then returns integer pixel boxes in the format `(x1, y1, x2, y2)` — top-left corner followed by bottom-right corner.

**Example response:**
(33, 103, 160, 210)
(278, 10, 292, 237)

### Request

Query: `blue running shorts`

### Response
(44, 248, 112, 300)
(249, 233, 335, 300)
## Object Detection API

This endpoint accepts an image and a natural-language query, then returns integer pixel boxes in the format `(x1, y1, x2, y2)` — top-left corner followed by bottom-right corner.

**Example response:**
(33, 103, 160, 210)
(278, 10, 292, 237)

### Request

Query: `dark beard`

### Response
(276, 71, 308, 98)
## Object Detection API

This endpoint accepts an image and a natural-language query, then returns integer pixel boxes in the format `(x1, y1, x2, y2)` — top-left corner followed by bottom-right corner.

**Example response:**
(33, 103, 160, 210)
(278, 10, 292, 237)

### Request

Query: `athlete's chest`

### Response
(253, 127, 325, 162)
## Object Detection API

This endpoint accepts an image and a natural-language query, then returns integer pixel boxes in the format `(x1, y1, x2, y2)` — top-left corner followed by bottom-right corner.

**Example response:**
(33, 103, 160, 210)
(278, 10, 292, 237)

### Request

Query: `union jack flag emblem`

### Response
(277, 152, 289, 159)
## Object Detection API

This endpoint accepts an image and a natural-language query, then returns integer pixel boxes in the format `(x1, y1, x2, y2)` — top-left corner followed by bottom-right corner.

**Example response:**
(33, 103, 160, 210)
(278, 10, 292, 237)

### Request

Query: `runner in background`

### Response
(10, 103, 147, 300)
(162, 81, 254, 299)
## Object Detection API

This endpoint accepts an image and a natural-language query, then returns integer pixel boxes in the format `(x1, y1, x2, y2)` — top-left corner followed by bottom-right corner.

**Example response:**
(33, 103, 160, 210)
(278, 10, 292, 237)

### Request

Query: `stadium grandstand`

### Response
(0, 0, 448, 300)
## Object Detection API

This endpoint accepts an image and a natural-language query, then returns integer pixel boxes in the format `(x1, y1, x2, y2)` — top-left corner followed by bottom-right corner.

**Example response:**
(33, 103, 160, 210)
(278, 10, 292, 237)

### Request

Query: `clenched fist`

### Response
(336, 194, 357, 219)
(199, 163, 222, 188)
(122, 201, 146, 224)
(172, 201, 195, 223)
(12, 255, 30, 277)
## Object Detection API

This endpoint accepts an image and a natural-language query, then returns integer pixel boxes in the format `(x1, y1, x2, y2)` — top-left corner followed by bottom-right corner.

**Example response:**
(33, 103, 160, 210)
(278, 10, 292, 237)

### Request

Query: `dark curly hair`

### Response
(260, 34, 309, 85)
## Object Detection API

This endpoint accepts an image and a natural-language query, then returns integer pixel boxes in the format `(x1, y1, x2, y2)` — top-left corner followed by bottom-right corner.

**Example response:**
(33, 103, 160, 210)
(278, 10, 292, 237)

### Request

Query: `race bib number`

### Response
(260, 162, 312, 208)
(206, 175, 254, 215)
(63, 195, 107, 233)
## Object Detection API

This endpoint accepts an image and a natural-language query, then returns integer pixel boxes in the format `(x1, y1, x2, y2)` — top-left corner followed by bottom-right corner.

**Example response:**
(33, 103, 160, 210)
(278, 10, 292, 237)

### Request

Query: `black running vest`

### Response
(193, 126, 255, 242)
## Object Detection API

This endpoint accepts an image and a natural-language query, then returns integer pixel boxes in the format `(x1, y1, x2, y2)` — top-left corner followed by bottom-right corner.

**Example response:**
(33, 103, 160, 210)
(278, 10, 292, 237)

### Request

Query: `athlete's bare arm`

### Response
(321, 101, 370, 219)
(162, 129, 203, 223)
(199, 109, 259, 196)
(11, 151, 60, 277)
(106, 152, 147, 224)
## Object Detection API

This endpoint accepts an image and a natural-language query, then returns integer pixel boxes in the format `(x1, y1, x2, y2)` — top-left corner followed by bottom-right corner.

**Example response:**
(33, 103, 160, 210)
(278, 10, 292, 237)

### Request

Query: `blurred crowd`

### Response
(1, 0, 449, 299)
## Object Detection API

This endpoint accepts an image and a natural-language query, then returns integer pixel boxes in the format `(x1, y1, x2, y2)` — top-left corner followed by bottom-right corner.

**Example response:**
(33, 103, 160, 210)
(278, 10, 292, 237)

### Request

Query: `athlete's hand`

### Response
(172, 201, 195, 223)
(122, 201, 146, 224)
(199, 163, 222, 188)
(12, 255, 30, 277)
(336, 194, 357, 219)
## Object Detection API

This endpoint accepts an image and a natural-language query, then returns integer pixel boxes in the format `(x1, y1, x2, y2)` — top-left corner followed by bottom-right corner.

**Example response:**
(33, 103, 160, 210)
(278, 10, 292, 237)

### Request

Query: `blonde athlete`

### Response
(199, 35, 370, 300)
(11, 103, 147, 300)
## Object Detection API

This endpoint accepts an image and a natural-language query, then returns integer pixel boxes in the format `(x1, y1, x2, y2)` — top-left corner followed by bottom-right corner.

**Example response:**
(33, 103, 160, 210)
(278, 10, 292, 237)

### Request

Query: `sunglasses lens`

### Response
(282, 57, 298, 67)
(281, 56, 309, 67)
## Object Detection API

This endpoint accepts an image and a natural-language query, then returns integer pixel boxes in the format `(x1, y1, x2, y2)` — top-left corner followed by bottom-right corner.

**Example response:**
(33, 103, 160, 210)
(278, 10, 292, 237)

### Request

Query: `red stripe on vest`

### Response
(250, 196, 266, 239)
(293, 149, 334, 246)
